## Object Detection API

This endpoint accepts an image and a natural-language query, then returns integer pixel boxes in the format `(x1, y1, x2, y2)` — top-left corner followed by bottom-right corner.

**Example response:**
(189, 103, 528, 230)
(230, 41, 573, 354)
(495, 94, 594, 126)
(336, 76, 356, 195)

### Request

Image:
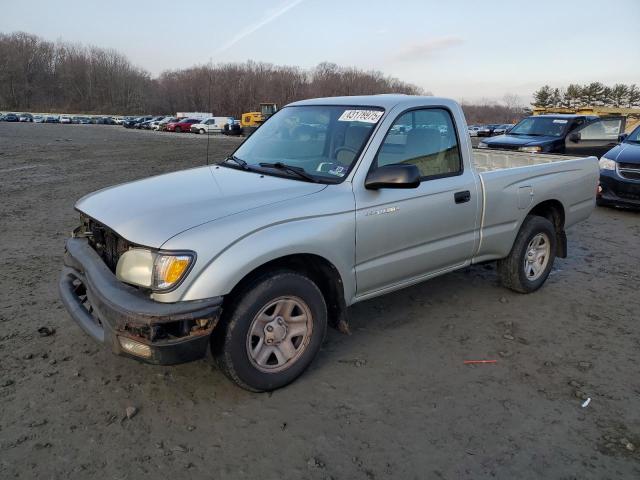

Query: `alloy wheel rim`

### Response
(246, 296, 313, 373)
(524, 232, 551, 281)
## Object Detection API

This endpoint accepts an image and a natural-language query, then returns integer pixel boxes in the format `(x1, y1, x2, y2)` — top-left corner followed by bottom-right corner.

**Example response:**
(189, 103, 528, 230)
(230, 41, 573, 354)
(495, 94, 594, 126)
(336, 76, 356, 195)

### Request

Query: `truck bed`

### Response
(472, 148, 585, 173)
(470, 148, 599, 264)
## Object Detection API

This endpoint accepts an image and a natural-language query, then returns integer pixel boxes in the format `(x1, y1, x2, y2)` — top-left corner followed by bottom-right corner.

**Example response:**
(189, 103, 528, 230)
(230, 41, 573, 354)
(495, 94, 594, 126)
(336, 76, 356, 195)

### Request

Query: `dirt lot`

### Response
(1, 123, 639, 479)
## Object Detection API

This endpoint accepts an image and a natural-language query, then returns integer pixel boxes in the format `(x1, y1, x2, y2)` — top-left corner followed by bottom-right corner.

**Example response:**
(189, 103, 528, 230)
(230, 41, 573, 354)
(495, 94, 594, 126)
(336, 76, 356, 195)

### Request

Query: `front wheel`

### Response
(497, 215, 556, 293)
(175, 126, 181, 133)
(212, 271, 327, 391)
(199, 128, 206, 135)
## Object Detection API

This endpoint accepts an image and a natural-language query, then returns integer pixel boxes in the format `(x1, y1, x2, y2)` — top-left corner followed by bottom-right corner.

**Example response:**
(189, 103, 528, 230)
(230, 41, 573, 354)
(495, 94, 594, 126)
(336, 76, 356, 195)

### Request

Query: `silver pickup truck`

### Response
(59, 95, 599, 391)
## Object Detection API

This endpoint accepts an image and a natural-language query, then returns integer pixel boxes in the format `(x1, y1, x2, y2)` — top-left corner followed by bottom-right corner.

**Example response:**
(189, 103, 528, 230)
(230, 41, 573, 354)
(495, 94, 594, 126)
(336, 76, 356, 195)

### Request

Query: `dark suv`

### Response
(597, 125, 640, 208)
(478, 114, 626, 158)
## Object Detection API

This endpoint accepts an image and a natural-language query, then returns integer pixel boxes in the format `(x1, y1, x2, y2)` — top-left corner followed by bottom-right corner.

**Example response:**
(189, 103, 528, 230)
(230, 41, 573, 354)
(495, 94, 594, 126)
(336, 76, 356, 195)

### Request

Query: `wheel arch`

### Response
(224, 253, 348, 330)
(527, 199, 567, 258)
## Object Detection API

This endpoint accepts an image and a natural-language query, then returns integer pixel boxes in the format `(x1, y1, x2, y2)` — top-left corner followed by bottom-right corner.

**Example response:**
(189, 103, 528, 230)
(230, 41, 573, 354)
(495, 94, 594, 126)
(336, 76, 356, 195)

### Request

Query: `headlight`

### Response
(116, 249, 194, 290)
(518, 146, 542, 153)
(478, 142, 488, 149)
(598, 157, 616, 170)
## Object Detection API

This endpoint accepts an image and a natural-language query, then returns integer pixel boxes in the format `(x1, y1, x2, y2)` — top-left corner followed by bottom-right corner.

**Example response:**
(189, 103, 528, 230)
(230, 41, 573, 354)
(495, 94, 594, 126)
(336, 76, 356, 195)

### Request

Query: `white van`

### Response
(190, 117, 234, 134)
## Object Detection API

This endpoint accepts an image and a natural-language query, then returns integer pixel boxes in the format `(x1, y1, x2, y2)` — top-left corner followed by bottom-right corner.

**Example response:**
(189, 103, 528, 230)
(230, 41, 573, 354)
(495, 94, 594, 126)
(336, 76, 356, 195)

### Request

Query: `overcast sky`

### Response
(2, 0, 639, 103)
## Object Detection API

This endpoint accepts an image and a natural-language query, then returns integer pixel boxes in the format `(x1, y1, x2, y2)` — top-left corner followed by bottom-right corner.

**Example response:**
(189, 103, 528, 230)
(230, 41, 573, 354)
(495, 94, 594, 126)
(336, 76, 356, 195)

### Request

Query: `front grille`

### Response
(86, 219, 131, 272)
(490, 144, 521, 151)
(617, 163, 640, 181)
(617, 190, 640, 201)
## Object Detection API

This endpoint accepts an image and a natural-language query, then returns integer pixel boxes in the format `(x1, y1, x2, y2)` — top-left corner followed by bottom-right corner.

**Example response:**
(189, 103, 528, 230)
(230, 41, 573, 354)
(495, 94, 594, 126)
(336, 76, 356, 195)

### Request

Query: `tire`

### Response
(497, 215, 556, 293)
(199, 129, 206, 135)
(212, 271, 327, 392)
(175, 126, 181, 133)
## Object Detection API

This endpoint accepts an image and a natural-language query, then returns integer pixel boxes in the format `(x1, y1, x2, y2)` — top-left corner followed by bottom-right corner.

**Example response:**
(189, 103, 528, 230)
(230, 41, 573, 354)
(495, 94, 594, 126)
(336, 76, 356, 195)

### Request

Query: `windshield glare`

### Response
(509, 117, 569, 137)
(231, 105, 383, 182)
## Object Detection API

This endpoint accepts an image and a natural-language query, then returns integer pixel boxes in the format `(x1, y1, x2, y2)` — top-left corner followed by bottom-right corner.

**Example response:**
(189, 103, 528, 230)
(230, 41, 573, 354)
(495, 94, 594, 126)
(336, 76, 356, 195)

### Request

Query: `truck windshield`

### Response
(509, 117, 570, 137)
(625, 126, 640, 144)
(229, 105, 384, 183)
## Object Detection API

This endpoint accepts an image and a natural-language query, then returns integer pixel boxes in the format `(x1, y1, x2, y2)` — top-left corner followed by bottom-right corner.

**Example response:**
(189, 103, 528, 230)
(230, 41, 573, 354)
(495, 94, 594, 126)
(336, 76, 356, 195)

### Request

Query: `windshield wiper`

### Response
(222, 155, 250, 170)
(259, 162, 318, 183)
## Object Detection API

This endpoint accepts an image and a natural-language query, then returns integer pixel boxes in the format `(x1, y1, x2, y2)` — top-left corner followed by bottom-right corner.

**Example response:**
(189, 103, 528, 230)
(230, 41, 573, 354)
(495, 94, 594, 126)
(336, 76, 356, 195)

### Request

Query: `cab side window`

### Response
(577, 118, 623, 140)
(375, 108, 462, 179)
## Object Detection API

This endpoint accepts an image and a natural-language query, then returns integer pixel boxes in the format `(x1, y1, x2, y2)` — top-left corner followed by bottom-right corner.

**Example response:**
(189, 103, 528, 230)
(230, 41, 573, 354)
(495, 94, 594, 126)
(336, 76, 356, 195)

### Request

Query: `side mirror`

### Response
(569, 132, 581, 143)
(618, 133, 628, 142)
(365, 164, 421, 190)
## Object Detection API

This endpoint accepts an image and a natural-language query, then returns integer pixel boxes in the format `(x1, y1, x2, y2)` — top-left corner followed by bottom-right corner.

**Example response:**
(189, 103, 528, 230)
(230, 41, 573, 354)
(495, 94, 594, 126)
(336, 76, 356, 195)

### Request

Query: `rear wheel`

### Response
(212, 271, 327, 392)
(175, 126, 181, 133)
(498, 215, 556, 293)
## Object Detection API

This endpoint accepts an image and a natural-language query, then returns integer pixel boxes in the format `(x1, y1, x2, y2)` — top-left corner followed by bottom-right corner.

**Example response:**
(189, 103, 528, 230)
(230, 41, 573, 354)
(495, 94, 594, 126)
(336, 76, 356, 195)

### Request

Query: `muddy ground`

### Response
(0, 123, 639, 479)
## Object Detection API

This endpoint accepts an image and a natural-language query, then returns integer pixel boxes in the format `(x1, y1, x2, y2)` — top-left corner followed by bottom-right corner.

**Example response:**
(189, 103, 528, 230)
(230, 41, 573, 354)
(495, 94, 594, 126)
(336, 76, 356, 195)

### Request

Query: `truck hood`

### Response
(76, 165, 326, 247)
(484, 134, 558, 148)
(604, 142, 640, 164)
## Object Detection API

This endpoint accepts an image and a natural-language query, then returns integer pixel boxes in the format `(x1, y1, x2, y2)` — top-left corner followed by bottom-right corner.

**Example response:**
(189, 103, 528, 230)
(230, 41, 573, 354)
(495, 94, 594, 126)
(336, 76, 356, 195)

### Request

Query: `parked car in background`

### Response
(477, 124, 501, 137)
(33, 115, 45, 123)
(19, 113, 34, 122)
(73, 116, 92, 124)
(59, 95, 599, 391)
(190, 117, 234, 134)
(468, 126, 481, 137)
(148, 117, 169, 129)
(141, 116, 165, 130)
(135, 116, 154, 128)
(223, 120, 243, 136)
(154, 117, 177, 131)
(3, 113, 19, 122)
(478, 114, 625, 157)
(121, 117, 136, 127)
(493, 124, 514, 135)
(597, 124, 640, 208)
(165, 118, 201, 132)
(92, 116, 114, 125)
(60, 115, 72, 124)
(113, 117, 125, 125)
(45, 115, 60, 123)
(123, 116, 148, 128)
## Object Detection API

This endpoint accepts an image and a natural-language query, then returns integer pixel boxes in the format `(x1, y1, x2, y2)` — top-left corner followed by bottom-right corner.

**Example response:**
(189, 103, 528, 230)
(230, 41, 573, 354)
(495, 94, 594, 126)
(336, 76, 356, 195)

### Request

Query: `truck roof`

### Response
(288, 94, 458, 111)
(534, 113, 599, 120)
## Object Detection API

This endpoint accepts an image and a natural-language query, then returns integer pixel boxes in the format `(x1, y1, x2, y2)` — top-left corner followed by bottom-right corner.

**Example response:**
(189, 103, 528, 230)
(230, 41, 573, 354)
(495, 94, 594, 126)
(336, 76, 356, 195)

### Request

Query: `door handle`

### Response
(454, 190, 471, 204)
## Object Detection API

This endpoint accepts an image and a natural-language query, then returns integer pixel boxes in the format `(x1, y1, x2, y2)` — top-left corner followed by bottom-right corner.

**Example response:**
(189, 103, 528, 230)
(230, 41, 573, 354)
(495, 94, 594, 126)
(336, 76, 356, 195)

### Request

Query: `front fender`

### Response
(181, 212, 356, 303)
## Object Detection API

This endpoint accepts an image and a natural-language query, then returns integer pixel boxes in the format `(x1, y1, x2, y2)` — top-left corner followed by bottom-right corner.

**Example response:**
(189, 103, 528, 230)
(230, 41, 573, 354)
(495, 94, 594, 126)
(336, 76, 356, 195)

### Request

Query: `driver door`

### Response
(354, 107, 480, 297)
(565, 117, 626, 157)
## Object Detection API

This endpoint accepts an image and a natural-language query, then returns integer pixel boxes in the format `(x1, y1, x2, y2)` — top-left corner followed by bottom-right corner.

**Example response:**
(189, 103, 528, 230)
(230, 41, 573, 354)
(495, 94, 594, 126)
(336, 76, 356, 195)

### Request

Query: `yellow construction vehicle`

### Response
(533, 106, 640, 132)
(241, 102, 278, 135)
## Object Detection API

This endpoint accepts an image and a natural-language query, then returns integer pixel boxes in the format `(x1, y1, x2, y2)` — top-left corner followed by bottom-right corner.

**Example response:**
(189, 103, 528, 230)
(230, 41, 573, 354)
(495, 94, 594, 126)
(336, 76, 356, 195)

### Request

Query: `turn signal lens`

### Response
(153, 254, 193, 290)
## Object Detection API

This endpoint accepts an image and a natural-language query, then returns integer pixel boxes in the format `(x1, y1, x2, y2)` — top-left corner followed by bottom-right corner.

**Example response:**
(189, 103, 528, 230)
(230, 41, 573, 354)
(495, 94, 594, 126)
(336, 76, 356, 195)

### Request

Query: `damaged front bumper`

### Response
(59, 237, 222, 365)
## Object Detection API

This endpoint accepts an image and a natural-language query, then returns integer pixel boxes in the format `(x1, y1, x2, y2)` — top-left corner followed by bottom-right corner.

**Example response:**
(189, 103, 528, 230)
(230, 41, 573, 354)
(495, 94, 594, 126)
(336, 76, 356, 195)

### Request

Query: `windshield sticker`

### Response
(552, 119, 568, 124)
(338, 110, 384, 123)
(328, 165, 346, 177)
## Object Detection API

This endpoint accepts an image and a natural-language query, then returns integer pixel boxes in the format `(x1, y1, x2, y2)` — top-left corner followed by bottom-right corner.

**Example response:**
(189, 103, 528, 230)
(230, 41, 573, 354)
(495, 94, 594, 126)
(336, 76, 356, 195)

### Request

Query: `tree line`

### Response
(0, 31, 423, 116)
(461, 94, 528, 125)
(532, 83, 640, 109)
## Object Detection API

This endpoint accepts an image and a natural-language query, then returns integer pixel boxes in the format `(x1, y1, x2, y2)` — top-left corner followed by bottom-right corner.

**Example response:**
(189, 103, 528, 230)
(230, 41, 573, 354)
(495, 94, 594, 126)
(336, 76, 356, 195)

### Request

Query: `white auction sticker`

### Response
(338, 110, 384, 123)
(552, 119, 568, 124)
